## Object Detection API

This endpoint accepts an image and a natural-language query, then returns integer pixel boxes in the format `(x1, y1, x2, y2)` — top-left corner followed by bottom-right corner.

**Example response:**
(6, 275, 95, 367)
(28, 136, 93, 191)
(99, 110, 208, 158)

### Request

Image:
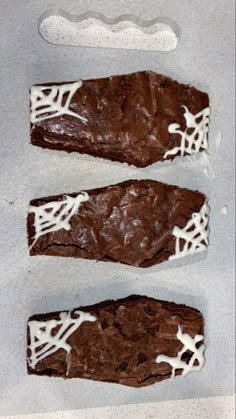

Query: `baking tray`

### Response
(0, 0, 235, 415)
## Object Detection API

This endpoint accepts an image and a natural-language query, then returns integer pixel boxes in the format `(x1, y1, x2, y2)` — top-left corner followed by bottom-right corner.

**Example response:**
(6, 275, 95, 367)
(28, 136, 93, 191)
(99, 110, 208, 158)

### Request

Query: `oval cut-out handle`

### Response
(39, 9, 180, 51)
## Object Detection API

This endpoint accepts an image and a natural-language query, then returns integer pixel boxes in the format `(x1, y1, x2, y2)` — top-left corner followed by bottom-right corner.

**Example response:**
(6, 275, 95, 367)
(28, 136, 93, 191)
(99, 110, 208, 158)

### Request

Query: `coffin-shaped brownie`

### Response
(30, 71, 210, 167)
(27, 295, 205, 387)
(27, 179, 210, 267)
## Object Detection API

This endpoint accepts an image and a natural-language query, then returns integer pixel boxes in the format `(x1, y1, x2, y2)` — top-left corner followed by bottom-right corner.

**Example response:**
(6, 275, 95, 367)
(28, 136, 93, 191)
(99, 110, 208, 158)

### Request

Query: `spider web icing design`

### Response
(156, 326, 205, 377)
(29, 192, 89, 249)
(27, 311, 96, 374)
(30, 81, 87, 124)
(164, 106, 210, 159)
(169, 201, 210, 261)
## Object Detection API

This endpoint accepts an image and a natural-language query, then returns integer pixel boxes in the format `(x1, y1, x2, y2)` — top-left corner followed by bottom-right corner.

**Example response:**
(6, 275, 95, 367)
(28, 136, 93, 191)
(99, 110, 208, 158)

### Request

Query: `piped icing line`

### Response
(164, 106, 210, 159)
(169, 201, 210, 261)
(27, 311, 96, 374)
(29, 192, 89, 249)
(30, 81, 88, 124)
(156, 326, 205, 378)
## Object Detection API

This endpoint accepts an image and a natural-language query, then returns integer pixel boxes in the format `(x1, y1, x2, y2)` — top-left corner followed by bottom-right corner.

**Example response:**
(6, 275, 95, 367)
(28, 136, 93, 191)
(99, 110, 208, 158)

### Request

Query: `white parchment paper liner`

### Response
(0, 0, 234, 415)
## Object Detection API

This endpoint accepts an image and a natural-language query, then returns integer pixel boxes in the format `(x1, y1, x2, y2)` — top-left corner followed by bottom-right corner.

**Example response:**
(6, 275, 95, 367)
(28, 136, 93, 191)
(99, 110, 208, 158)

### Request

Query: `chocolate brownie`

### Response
(30, 71, 210, 167)
(27, 179, 210, 267)
(27, 295, 205, 387)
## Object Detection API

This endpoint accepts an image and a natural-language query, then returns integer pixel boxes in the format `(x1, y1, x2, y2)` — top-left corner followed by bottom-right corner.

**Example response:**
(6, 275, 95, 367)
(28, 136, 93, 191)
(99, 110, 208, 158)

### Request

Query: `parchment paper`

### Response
(0, 0, 235, 415)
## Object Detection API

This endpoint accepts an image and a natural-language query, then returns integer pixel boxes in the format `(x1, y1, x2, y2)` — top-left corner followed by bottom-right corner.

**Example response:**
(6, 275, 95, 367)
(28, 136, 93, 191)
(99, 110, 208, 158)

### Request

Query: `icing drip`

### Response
(164, 106, 210, 159)
(29, 192, 89, 248)
(215, 129, 222, 160)
(27, 310, 96, 374)
(156, 326, 205, 377)
(30, 81, 87, 124)
(169, 201, 210, 261)
(221, 205, 228, 215)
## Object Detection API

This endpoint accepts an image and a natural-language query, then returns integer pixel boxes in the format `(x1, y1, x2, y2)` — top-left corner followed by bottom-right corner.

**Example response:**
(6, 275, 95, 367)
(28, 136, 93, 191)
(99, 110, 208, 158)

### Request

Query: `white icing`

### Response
(39, 13, 179, 52)
(30, 81, 87, 124)
(156, 326, 205, 377)
(215, 129, 222, 160)
(221, 205, 228, 215)
(27, 310, 96, 374)
(164, 106, 210, 159)
(169, 201, 210, 261)
(29, 192, 89, 248)
(200, 151, 215, 178)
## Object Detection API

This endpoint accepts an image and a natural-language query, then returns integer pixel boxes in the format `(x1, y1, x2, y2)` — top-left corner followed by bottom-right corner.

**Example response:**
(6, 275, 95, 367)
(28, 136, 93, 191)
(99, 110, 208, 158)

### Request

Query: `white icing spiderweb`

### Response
(164, 106, 210, 159)
(30, 81, 87, 124)
(156, 326, 205, 377)
(169, 201, 210, 261)
(27, 311, 96, 374)
(29, 193, 89, 249)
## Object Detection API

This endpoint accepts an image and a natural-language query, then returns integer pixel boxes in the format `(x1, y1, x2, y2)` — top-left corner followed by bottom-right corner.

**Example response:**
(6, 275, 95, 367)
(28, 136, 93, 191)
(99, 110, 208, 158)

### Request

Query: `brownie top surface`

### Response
(30, 71, 209, 167)
(28, 179, 207, 267)
(27, 295, 204, 387)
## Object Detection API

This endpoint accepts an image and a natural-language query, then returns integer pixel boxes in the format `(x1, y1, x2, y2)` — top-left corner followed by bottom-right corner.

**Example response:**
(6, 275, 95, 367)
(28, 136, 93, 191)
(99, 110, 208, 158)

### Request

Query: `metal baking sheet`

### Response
(0, 0, 235, 415)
